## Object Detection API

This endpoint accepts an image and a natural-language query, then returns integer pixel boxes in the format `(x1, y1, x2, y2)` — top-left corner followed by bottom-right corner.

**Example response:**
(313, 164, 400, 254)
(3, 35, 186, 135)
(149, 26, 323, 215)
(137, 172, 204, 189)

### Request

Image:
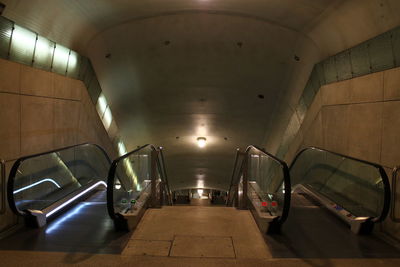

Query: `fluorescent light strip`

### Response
(45, 181, 107, 218)
(13, 178, 61, 194)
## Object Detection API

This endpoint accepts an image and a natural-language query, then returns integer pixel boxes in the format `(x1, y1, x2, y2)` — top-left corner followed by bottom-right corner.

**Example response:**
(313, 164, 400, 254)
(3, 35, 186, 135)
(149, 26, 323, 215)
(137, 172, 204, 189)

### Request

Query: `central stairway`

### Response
(122, 206, 271, 259)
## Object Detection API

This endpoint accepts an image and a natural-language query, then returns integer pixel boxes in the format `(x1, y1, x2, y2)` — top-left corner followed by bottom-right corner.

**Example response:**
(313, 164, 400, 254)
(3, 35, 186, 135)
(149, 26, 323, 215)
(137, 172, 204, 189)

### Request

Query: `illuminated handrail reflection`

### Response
(8, 143, 111, 219)
(46, 181, 107, 217)
(13, 178, 61, 194)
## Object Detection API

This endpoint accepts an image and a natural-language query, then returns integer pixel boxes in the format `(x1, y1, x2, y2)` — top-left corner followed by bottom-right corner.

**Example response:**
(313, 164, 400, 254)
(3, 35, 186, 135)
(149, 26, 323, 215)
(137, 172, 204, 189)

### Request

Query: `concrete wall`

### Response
(263, 0, 400, 160)
(285, 67, 400, 240)
(0, 58, 117, 232)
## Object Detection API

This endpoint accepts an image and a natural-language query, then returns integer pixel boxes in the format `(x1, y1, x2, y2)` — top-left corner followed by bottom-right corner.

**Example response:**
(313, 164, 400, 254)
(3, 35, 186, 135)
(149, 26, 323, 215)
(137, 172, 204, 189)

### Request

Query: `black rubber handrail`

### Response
(226, 149, 243, 206)
(246, 145, 289, 167)
(245, 145, 291, 225)
(1, 159, 6, 214)
(7, 143, 111, 216)
(107, 144, 170, 219)
(158, 148, 172, 203)
(9, 143, 111, 164)
(299, 163, 384, 216)
(226, 145, 291, 225)
(290, 147, 391, 223)
(291, 147, 386, 170)
(391, 166, 400, 223)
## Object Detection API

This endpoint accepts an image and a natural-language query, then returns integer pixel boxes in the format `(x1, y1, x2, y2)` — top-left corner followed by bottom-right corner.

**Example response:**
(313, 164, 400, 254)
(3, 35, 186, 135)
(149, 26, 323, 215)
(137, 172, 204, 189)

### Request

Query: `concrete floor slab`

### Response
(1, 250, 400, 266)
(123, 240, 171, 256)
(170, 235, 235, 258)
(129, 206, 272, 259)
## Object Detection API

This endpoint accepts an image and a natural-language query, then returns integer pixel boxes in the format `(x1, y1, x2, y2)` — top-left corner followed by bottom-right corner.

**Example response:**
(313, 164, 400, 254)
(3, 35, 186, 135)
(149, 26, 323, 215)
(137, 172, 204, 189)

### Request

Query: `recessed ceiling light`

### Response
(197, 137, 207, 148)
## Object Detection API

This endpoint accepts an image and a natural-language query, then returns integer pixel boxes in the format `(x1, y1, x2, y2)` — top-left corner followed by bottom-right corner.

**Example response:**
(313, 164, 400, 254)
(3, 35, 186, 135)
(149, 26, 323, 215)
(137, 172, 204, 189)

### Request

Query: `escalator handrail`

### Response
(158, 148, 172, 204)
(290, 147, 386, 170)
(107, 144, 170, 218)
(226, 149, 243, 205)
(245, 145, 291, 224)
(1, 159, 5, 214)
(245, 145, 289, 167)
(289, 147, 391, 223)
(391, 166, 400, 223)
(9, 143, 112, 165)
(7, 143, 112, 216)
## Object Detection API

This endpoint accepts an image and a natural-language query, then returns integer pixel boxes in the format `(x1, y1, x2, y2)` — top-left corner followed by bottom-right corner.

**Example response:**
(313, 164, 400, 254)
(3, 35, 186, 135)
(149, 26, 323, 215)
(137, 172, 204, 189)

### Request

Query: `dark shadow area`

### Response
(265, 193, 400, 259)
(0, 190, 129, 254)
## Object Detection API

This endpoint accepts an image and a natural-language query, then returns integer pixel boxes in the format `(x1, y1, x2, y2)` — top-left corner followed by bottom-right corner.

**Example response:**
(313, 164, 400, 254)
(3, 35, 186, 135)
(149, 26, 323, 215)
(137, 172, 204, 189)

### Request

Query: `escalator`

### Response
(227, 145, 291, 233)
(289, 148, 390, 234)
(107, 144, 172, 231)
(227, 146, 400, 258)
(0, 143, 128, 253)
(269, 147, 399, 258)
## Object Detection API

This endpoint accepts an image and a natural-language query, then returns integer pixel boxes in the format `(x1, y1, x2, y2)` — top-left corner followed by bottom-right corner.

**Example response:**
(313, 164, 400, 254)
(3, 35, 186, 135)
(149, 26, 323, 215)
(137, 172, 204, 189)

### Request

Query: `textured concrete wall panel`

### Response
(292, 67, 400, 240)
(0, 59, 20, 94)
(21, 65, 54, 97)
(0, 93, 20, 160)
(0, 59, 116, 232)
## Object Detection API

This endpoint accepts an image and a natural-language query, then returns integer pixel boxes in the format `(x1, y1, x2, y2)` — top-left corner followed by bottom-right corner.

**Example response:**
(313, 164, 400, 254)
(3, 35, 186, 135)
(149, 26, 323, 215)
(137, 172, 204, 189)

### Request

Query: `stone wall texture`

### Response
(285, 67, 400, 241)
(0, 58, 117, 232)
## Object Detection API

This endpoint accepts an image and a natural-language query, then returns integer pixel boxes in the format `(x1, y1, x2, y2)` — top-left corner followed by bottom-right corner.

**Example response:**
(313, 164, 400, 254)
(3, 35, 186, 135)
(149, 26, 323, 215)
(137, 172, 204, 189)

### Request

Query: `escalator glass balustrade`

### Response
(8, 143, 111, 227)
(107, 144, 171, 231)
(289, 147, 391, 233)
(227, 145, 291, 234)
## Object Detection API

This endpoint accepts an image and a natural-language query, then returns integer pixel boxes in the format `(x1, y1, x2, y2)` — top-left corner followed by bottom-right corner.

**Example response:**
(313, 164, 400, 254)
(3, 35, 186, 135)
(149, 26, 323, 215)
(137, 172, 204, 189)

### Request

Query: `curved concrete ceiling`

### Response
(88, 13, 310, 190)
(2, 0, 338, 52)
(3, 0, 400, 190)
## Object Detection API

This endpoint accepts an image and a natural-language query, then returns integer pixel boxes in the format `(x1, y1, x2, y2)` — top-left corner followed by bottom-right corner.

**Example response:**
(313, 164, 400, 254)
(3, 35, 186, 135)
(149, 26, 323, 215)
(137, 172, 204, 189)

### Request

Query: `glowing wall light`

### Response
(33, 36, 55, 70)
(52, 44, 70, 74)
(3, 27, 12, 39)
(67, 50, 79, 77)
(10, 25, 37, 64)
(102, 106, 113, 130)
(118, 141, 127, 156)
(67, 50, 78, 70)
(96, 93, 108, 118)
(197, 137, 207, 148)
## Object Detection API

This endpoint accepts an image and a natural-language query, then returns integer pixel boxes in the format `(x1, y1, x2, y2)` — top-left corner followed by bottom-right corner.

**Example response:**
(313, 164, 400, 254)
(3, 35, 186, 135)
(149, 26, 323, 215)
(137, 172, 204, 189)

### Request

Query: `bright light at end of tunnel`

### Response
(197, 137, 207, 148)
(198, 189, 203, 195)
(197, 180, 205, 188)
